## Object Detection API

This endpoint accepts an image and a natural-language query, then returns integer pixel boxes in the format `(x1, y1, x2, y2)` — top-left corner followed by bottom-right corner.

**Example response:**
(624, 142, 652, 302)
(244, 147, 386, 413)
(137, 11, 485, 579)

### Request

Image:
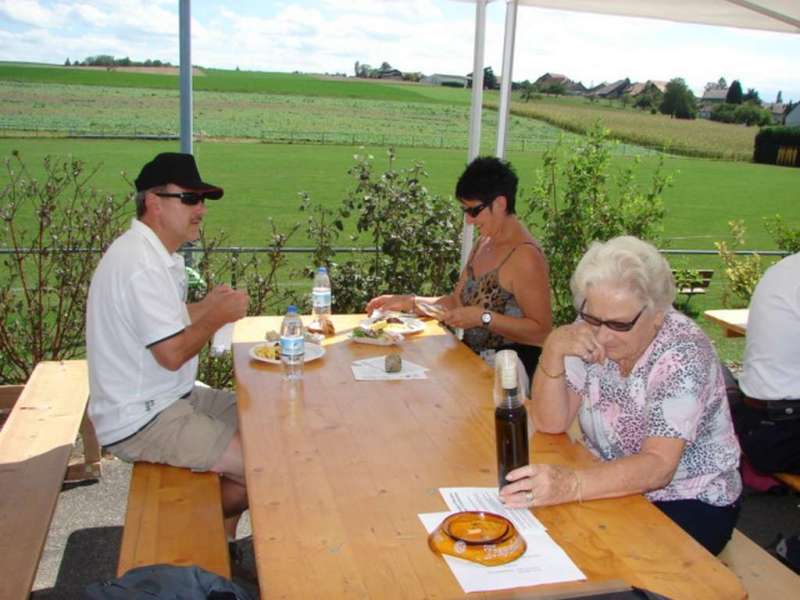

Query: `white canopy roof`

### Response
(454, 0, 800, 34)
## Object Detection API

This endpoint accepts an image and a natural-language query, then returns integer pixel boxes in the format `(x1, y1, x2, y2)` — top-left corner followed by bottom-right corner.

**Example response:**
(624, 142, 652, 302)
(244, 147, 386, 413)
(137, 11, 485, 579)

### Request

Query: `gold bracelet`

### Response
(537, 361, 565, 379)
(574, 470, 583, 504)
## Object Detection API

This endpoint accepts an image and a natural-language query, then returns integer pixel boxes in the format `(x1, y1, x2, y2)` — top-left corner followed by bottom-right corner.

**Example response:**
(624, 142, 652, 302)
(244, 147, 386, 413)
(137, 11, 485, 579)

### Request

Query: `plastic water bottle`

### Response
(280, 305, 304, 381)
(494, 350, 529, 489)
(312, 266, 332, 321)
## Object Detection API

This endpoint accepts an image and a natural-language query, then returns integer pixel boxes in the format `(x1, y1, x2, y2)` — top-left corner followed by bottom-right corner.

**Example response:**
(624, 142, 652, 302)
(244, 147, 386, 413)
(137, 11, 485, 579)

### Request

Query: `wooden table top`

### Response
(232, 315, 744, 599)
(704, 309, 749, 337)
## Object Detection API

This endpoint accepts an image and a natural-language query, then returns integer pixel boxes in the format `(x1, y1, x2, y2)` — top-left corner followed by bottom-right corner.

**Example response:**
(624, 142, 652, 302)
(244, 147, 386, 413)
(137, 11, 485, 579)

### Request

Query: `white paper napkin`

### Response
(351, 356, 428, 380)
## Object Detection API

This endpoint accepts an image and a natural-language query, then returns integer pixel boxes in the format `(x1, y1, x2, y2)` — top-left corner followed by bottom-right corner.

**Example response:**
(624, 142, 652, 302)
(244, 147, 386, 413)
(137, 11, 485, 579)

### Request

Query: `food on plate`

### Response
(253, 341, 279, 361)
(307, 318, 336, 336)
(384, 352, 402, 373)
(369, 318, 408, 334)
(351, 322, 402, 344)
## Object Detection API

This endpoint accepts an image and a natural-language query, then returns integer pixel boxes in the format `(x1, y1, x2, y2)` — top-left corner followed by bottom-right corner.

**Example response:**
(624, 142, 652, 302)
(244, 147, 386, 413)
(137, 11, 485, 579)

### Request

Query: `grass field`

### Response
(2, 138, 797, 251)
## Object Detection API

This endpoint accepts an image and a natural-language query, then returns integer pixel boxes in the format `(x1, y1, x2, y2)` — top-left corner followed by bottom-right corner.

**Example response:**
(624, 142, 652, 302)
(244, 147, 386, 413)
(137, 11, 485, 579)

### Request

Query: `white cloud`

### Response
(0, 0, 70, 27)
(0, 0, 798, 101)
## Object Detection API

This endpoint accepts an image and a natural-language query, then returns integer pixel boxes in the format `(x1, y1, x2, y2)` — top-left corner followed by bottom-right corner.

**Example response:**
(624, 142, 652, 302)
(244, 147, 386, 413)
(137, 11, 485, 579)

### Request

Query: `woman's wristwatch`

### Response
(481, 310, 493, 328)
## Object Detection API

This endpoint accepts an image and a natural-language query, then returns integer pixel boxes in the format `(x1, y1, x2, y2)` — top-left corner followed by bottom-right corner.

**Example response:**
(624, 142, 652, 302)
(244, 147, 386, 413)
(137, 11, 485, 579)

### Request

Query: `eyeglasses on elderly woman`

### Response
(579, 300, 647, 332)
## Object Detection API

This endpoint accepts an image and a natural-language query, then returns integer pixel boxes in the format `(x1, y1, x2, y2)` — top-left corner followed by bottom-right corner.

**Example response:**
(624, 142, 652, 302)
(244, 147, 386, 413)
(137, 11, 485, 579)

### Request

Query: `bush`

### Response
(715, 220, 762, 307)
(0, 152, 128, 383)
(753, 126, 800, 166)
(522, 123, 671, 325)
(734, 103, 771, 127)
(300, 149, 462, 312)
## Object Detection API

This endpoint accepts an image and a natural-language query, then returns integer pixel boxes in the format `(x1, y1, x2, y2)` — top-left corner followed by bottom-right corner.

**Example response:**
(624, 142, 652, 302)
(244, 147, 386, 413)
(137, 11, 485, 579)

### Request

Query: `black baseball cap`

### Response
(134, 152, 223, 199)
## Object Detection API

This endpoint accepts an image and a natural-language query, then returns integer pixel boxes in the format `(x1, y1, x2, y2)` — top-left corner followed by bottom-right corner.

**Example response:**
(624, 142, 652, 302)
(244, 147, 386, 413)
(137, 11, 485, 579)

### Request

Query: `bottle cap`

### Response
(287, 305, 298, 313)
(496, 349, 518, 390)
(317, 266, 327, 274)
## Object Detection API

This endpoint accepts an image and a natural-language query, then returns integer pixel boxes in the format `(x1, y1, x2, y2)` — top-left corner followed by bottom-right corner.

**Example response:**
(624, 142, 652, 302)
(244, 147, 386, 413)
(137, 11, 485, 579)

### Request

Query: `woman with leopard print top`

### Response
(366, 156, 552, 378)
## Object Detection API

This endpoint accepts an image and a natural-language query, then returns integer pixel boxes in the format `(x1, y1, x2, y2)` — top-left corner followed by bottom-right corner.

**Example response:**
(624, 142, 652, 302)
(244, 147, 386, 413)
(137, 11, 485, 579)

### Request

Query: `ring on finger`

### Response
(525, 490, 534, 504)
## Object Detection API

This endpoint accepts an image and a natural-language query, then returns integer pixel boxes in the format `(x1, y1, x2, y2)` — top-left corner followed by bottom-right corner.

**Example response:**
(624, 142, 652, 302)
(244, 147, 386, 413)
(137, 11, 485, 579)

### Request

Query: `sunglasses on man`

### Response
(155, 191, 207, 206)
(579, 300, 647, 332)
(461, 201, 493, 218)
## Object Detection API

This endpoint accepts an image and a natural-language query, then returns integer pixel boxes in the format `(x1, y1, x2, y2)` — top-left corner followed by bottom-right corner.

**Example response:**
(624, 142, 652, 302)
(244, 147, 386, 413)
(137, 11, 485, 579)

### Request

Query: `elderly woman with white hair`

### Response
(499, 236, 741, 555)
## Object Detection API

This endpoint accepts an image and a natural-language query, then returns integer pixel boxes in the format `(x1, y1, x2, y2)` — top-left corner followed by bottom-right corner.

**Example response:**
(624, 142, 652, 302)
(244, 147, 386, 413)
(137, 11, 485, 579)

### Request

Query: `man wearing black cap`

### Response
(86, 153, 249, 545)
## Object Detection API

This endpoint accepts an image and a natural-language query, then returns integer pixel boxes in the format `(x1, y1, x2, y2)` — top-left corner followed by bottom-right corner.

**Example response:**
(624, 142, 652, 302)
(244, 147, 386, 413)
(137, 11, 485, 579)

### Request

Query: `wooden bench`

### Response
(0, 360, 98, 600)
(118, 462, 231, 579)
(673, 268, 715, 306)
(719, 529, 800, 599)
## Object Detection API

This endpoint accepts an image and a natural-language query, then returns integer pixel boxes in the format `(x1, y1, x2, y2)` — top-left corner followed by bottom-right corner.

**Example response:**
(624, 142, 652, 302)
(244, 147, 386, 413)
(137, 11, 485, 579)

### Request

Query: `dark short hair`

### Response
(455, 156, 519, 215)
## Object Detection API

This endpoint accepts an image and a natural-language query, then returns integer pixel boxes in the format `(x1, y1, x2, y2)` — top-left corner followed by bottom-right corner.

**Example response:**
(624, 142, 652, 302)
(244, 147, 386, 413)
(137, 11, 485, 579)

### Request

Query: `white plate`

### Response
(348, 331, 404, 346)
(359, 316, 425, 336)
(249, 342, 325, 365)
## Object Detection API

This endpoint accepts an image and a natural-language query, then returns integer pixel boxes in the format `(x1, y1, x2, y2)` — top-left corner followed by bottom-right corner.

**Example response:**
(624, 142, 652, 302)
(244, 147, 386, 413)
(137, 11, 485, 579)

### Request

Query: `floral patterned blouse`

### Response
(565, 309, 742, 506)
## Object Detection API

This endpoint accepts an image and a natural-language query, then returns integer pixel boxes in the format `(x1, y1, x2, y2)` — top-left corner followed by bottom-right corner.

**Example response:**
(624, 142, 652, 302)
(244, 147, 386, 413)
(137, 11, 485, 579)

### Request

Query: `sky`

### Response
(0, 0, 798, 102)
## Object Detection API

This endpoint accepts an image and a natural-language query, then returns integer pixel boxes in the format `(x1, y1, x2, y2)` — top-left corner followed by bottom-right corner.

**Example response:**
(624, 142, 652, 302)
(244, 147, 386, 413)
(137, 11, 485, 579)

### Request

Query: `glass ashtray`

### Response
(428, 511, 526, 566)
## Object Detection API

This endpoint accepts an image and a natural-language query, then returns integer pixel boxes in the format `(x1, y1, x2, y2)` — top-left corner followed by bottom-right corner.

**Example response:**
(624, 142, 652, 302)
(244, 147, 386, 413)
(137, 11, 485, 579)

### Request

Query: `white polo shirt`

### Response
(87, 219, 197, 445)
(739, 251, 800, 400)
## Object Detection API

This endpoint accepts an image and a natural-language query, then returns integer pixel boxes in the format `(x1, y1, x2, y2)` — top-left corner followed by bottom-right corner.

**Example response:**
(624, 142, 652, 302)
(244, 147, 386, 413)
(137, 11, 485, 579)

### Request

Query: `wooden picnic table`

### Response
(232, 315, 745, 599)
(704, 309, 749, 337)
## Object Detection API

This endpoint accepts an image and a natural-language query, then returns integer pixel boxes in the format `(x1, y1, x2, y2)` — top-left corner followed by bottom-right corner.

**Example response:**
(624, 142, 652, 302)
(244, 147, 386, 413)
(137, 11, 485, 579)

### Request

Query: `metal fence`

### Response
(0, 125, 663, 156)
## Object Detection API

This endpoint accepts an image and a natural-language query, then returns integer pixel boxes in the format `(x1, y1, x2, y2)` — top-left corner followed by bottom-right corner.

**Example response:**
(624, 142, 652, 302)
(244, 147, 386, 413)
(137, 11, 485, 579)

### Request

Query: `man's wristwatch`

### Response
(481, 310, 493, 328)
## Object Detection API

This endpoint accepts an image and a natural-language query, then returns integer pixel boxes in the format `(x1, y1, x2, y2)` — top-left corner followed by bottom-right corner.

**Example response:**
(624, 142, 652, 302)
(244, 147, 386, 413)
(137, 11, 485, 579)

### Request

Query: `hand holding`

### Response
(208, 285, 248, 324)
(442, 305, 482, 329)
(365, 294, 412, 315)
(499, 464, 581, 508)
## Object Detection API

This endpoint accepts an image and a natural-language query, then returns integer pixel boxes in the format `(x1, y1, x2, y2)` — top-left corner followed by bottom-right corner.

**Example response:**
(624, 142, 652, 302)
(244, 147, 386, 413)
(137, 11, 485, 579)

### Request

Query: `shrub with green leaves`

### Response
(522, 123, 671, 325)
(300, 148, 462, 312)
(0, 152, 128, 383)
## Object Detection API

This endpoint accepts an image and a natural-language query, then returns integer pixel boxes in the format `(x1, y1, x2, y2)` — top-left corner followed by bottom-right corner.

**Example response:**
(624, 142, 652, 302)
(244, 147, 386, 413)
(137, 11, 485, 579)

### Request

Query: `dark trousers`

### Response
(733, 402, 800, 474)
(653, 498, 740, 555)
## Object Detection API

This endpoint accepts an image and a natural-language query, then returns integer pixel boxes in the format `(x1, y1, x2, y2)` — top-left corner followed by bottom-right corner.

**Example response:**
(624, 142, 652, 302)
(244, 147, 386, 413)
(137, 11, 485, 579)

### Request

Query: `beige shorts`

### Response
(106, 386, 238, 471)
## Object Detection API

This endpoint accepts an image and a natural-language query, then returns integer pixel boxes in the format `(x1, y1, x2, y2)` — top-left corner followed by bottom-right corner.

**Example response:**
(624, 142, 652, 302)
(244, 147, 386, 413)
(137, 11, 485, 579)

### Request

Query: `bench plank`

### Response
(0, 361, 90, 600)
(719, 529, 800, 599)
(118, 463, 230, 579)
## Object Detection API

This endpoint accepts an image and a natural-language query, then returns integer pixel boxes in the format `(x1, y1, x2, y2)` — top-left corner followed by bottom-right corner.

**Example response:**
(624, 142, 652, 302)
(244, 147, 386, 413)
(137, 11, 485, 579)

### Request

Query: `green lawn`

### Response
(2, 138, 797, 250)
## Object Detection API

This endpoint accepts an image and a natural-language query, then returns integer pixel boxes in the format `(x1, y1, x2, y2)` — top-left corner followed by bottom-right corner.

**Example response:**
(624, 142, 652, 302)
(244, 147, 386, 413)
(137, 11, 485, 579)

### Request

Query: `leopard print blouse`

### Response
(460, 239, 538, 355)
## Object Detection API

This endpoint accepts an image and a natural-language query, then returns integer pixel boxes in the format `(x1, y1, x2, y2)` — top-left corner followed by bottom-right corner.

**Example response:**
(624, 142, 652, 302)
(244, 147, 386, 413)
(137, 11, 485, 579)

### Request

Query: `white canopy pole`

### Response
(460, 0, 489, 269)
(179, 0, 192, 154)
(495, 0, 518, 158)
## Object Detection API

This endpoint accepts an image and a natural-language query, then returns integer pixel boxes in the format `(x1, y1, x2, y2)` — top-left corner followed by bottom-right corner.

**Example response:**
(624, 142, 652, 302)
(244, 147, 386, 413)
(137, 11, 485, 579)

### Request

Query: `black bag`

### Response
(84, 564, 255, 600)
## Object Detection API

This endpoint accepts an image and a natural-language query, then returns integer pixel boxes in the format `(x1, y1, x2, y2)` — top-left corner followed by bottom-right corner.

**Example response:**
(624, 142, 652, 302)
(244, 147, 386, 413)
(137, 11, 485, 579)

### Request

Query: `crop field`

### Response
(500, 96, 759, 161)
(0, 64, 766, 160)
(0, 81, 593, 153)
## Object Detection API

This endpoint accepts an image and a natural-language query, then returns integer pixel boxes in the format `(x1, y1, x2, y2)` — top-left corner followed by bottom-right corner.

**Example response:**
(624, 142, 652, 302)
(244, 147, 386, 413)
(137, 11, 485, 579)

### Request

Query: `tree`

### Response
(659, 78, 697, 119)
(354, 61, 359, 77)
(717, 77, 727, 89)
(520, 81, 536, 102)
(742, 88, 761, 105)
(64, 58, 71, 66)
(483, 66, 497, 90)
(776, 90, 783, 103)
(380, 61, 392, 72)
(734, 103, 771, 126)
(726, 80, 743, 104)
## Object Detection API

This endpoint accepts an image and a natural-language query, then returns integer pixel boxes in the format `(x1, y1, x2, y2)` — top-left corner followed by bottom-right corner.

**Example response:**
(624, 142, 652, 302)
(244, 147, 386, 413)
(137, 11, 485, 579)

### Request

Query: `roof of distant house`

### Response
(702, 87, 729, 101)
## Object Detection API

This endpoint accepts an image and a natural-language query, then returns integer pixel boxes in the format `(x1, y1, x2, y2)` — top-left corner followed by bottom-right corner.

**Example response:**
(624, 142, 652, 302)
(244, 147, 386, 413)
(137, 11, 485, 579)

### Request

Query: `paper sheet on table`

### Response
(439, 487, 546, 534)
(419, 511, 585, 593)
(351, 356, 428, 381)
